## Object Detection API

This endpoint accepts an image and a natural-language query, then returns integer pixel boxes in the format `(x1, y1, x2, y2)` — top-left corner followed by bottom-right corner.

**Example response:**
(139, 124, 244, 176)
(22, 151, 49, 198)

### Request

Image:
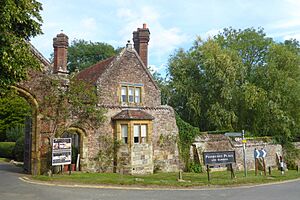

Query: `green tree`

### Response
(67, 39, 117, 73)
(167, 27, 300, 144)
(0, 0, 43, 87)
(0, 91, 31, 141)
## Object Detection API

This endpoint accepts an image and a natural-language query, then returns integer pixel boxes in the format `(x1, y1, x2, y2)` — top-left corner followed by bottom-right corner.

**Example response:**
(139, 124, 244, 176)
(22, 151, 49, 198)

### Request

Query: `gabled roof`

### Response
(76, 56, 115, 84)
(75, 47, 159, 89)
(112, 109, 154, 120)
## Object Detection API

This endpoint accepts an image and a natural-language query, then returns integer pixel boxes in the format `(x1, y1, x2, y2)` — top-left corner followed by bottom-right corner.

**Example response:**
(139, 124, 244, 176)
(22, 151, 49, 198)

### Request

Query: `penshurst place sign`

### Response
(203, 151, 236, 181)
(203, 151, 236, 165)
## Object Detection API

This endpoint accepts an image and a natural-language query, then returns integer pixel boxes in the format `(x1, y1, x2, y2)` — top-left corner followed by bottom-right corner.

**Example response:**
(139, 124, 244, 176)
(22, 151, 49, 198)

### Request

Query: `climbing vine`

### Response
(176, 114, 201, 171)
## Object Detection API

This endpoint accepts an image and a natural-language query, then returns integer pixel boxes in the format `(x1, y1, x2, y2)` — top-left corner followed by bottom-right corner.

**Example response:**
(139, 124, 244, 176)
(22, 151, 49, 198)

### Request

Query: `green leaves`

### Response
(0, 0, 43, 87)
(67, 39, 117, 73)
(166, 27, 300, 144)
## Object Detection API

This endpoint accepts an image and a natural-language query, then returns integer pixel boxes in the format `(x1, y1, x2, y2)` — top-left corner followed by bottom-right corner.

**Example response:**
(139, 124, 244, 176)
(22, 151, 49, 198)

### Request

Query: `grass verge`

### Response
(32, 170, 300, 188)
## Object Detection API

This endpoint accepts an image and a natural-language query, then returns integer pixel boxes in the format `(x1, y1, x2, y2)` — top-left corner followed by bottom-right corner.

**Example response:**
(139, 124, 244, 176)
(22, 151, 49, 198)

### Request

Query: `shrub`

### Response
(283, 142, 300, 170)
(188, 162, 202, 173)
(0, 142, 15, 158)
(6, 124, 24, 142)
(14, 136, 24, 162)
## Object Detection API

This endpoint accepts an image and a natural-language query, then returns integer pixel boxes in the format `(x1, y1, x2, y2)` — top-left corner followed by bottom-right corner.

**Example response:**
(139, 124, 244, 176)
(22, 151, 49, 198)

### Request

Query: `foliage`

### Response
(94, 135, 120, 172)
(13, 136, 24, 162)
(67, 39, 117, 73)
(188, 162, 202, 173)
(167, 27, 300, 145)
(0, 0, 43, 87)
(6, 124, 24, 142)
(175, 114, 200, 171)
(0, 142, 15, 158)
(0, 90, 31, 141)
(283, 143, 300, 170)
(37, 76, 106, 135)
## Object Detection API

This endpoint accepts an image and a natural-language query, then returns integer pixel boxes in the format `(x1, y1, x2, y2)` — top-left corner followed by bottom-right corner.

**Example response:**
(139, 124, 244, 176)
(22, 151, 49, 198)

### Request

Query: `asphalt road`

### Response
(0, 162, 300, 200)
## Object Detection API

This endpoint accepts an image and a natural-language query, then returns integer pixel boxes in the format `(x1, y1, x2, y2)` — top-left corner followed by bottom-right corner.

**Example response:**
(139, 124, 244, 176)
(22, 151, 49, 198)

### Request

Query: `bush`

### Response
(14, 136, 24, 162)
(0, 142, 15, 158)
(6, 124, 24, 142)
(283, 143, 300, 170)
(188, 162, 202, 173)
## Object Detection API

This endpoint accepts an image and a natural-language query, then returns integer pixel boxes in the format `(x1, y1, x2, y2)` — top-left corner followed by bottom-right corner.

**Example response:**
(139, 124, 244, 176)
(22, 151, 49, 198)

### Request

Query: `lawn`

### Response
(0, 157, 10, 162)
(32, 169, 300, 187)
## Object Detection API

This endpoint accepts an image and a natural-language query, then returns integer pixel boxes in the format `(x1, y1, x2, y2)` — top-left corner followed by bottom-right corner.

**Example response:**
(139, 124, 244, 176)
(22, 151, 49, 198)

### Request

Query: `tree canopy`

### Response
(0, 0, 43, 87)
(165, 27, 300, 143)
(67, 39, 119, 73)
(0, 90, 31, 141)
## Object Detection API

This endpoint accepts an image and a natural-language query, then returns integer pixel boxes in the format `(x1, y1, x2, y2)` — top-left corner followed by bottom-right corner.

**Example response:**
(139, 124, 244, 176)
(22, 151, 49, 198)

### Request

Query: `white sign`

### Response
(52, 138, 72, 166)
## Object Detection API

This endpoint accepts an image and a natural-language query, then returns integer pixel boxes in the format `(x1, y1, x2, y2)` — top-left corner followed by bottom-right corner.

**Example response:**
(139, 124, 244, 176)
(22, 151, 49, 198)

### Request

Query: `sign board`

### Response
(225, 132, 242, 137)
(203, 151, 236, 165)
(254, 149, 267, 159)
(52, 138, 72, 166)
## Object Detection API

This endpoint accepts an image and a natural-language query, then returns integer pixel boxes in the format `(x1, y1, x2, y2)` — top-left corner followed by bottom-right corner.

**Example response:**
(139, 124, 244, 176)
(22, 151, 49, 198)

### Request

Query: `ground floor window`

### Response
(133, 124, 147, 144)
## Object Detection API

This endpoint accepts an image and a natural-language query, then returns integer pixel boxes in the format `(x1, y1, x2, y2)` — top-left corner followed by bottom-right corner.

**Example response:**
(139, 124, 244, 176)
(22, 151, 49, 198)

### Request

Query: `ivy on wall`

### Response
(175, 114, 201, 171)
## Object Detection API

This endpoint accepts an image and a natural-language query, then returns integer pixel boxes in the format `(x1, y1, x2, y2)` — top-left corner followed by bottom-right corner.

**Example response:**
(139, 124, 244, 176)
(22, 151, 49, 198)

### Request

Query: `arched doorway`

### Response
(11, 86, 41, 175)
(57, 127, 87, 171)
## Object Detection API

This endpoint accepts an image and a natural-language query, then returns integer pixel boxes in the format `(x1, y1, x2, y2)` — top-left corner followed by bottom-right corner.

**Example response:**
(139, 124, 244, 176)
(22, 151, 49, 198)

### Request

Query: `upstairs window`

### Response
(120, 85, 142, 104)
(121, 87, 127, 102)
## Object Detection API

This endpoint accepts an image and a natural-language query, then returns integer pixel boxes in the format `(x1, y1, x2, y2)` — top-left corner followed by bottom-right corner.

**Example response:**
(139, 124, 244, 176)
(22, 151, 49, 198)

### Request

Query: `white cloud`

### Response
(80, 17, 97, 31)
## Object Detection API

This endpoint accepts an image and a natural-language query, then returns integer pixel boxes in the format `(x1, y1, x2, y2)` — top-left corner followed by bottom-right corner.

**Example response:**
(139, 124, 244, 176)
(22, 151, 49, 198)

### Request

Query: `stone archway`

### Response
(55, 127, 88, 171)
(11, 86, 41, 175)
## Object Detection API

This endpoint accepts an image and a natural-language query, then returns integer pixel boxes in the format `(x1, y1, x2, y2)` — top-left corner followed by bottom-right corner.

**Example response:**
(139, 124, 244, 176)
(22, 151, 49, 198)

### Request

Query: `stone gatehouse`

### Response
(16, 24, 179, 175)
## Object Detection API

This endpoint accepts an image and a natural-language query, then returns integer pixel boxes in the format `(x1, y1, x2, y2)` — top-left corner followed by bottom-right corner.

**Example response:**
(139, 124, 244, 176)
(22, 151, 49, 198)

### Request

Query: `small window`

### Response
(128, 87, 134, 103)
(121, 87, 127, 102)
(135, 88, 141, 103)
(133, 125, 140, 143)
(121, 124, 128, 144)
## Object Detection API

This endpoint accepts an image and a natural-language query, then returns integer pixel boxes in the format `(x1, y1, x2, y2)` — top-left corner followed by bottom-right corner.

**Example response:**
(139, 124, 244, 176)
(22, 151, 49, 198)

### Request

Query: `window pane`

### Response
(134, 125, 140, 143)
(135, 88, 140, 103)
(121, 87, 127, 102)
(141, 125, 147, 137)
(121, 125, 128, 144)
(128, 87, 134, 102)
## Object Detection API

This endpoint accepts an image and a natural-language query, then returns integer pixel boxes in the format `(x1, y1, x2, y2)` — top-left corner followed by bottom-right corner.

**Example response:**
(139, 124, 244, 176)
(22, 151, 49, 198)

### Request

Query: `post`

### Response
(297, 165, 299, 173)
(242, 130, 247, 177)
(255, 158, 258, 176)
(262, 158, 266, 176)
(178, 170, 183, 180)
(207, 165, 210, 182)
(230, 163, 235, 179)
(268, 166, 272, 176)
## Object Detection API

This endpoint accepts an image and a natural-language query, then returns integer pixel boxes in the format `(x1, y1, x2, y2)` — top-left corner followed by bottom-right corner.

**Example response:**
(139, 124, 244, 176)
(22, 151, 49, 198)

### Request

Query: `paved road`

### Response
(0, 162, 300, 200)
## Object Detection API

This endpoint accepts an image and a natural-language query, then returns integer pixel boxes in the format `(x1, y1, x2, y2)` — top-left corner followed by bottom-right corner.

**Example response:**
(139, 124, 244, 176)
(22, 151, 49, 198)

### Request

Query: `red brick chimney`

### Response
(53, 33, 69, 74)
(133, 23, 150, 66)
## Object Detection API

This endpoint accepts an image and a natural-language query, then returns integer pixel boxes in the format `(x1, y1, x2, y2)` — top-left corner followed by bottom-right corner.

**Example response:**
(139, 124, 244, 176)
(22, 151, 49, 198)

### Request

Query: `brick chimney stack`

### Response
(53, 33, 69, 74)
(133, 23, 150, 66)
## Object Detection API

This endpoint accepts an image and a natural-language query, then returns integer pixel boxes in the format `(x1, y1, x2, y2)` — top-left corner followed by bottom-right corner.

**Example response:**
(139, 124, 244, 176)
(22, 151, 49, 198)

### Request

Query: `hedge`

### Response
(0, 142, 16, 158)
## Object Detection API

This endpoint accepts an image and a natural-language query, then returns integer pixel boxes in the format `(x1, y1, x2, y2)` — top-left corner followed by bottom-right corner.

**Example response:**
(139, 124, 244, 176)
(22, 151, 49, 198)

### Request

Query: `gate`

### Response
(23, 116, 32, 173)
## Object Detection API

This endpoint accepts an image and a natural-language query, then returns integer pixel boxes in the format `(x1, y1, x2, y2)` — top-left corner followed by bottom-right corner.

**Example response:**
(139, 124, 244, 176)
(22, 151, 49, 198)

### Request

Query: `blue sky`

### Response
(31, 0, 300, 76)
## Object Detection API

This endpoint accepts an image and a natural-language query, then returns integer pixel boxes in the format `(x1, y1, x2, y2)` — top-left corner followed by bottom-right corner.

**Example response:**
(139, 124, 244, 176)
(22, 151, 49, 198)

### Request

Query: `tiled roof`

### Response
(112, 109, 154, 120)
(76, 56, 115, 84)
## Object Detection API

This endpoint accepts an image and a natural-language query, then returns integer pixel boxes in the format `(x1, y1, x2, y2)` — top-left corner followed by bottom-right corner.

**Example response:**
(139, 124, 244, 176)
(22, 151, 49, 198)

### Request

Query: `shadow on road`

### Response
(0, 162, 26, 174)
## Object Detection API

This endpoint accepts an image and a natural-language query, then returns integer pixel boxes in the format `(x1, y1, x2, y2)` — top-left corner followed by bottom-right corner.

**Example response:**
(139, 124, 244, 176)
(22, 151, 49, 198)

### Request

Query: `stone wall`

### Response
(192, 134, 282, 171)
(97, 49, 161, 108)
